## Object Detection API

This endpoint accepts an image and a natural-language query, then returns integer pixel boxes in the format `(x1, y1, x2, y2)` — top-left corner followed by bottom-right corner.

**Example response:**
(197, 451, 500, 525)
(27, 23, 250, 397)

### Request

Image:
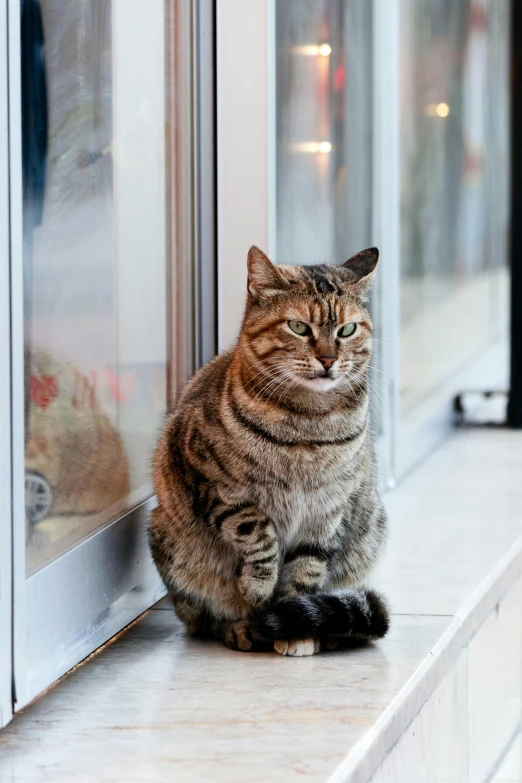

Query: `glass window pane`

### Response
(276, 0, 384, 440)
(275, 2, 385, 439)
(22, 0, 170, 573)
(399, 0, 510, 414)
(276, 0, 372, 266)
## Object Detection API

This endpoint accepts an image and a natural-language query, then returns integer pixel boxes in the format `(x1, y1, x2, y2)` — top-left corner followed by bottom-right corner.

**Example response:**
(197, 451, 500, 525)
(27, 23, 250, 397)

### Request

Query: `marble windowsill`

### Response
(2, 428, 522, 782)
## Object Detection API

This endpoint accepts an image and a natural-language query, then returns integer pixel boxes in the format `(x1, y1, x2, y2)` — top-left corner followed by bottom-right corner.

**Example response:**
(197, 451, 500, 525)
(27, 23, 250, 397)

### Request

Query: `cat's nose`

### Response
(318, 356, 336, 370)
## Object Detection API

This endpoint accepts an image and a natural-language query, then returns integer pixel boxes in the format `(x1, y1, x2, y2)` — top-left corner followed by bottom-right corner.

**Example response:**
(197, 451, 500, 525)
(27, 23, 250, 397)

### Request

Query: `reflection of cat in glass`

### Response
(25, 343, 130, 527)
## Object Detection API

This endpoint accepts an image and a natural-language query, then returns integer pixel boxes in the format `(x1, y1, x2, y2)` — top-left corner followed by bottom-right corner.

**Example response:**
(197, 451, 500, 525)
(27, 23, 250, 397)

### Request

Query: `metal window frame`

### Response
(194, 0, 217, 368)
(0, 0, 13, 731)
(167, 0, 216, 394)
(8, 0, 26, 716)
(508, 0, 522, 428)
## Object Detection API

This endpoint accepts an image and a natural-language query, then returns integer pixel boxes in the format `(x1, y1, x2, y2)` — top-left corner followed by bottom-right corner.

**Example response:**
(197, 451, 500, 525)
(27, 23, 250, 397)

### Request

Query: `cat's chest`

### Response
(255, 480, 345, 547)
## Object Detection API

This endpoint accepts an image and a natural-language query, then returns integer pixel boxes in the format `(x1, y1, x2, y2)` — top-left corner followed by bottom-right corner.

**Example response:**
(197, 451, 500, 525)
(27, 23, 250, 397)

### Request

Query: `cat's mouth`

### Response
(308, 368, 335, 380)
(297, 373, 341, 392)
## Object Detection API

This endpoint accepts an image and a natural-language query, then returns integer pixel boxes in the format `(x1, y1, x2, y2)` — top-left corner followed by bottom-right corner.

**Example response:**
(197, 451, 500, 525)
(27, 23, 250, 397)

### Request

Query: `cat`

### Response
(25, 343, 130, 519)
(25, 343, 131, 573)
(149, 246, 389, 656)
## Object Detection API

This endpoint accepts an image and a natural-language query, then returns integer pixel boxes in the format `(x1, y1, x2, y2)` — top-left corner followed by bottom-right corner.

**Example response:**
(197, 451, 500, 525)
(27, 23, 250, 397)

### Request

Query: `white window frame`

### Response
(216, 0, 276, 352)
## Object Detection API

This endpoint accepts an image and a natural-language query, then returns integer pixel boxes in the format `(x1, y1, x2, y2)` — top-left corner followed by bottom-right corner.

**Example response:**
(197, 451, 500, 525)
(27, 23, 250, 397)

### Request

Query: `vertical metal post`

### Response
(166, 0, 197, 402)
(193, 0, 217, 369)
(508, 0, 522, 428)
(8, 0, 27, 713)
(0, 0, 13, 730)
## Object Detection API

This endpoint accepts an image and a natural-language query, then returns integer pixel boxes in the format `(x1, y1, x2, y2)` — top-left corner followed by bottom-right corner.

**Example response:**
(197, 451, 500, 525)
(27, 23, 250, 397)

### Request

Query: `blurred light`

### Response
(291, 44, 332, 57)
(425, 102, 450, 118)
(289, 141, 332, 154)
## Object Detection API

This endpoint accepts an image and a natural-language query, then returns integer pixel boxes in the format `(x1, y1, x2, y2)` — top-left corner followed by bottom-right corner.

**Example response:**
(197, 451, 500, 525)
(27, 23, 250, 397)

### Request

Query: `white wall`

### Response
(216, 0, 272, 350)
(112, 0, 167, 366)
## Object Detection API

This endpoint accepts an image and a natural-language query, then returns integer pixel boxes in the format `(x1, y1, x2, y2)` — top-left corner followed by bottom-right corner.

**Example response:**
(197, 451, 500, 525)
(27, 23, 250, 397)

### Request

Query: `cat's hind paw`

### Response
(273, 638, 320, 657)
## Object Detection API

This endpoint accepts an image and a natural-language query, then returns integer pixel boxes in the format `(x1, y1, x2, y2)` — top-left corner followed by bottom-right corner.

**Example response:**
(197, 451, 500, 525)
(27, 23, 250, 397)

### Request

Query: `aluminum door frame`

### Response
(0, 0, 13, 730)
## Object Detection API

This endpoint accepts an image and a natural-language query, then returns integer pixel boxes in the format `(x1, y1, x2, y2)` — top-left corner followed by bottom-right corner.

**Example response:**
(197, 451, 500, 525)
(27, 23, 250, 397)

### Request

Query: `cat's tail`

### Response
(250, 588, 389, 643)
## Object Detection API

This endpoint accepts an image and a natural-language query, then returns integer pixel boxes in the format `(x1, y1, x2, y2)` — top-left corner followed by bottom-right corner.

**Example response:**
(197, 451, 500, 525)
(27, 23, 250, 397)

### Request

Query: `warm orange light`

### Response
(289, 141, 332, 154)
(425, 102, 450, 118)
(291, 44, 332, 57)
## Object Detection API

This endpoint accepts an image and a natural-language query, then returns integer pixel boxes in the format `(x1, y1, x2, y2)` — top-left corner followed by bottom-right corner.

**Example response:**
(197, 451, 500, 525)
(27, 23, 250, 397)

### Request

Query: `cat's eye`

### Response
(288, 320, 312, 336)
(338, 323, 357, 338)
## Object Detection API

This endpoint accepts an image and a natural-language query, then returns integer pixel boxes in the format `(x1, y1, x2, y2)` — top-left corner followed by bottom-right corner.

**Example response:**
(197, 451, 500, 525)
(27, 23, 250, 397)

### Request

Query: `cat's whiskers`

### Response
(244, 364, 290, 397)
(252, 365, 296, 402)
(345, 373, 386, 423)
(260, 369, 298, 404)
(273, 372, 303, 406)
(259, 357, 321, 403)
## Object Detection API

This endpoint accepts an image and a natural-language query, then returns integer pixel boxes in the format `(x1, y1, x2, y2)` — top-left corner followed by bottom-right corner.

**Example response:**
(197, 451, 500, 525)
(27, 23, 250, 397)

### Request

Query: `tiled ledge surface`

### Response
(1, 429, 522, 783)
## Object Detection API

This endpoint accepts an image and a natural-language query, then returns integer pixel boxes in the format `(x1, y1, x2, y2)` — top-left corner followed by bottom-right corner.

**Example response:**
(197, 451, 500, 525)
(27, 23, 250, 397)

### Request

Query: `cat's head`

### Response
(240, 246, 379, 396)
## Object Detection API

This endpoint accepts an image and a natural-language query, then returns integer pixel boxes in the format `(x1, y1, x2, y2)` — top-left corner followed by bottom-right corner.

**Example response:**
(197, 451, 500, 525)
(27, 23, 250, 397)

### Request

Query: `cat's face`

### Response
(241, 247, 378, 396)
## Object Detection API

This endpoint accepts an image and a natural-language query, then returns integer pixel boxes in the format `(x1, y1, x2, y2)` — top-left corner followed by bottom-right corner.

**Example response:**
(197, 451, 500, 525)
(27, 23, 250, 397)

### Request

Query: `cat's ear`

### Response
(247, 246, 289, 299)
(342, 247, 379, 295)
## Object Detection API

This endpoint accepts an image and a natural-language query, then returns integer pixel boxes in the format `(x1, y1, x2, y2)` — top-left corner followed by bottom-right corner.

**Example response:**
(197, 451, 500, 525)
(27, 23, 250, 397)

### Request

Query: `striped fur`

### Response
(150, 246, 389, 656)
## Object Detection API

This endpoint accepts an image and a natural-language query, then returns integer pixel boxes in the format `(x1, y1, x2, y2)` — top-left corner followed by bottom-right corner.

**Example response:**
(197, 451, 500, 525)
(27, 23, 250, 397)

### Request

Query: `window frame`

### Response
(0, 0, 13, 731)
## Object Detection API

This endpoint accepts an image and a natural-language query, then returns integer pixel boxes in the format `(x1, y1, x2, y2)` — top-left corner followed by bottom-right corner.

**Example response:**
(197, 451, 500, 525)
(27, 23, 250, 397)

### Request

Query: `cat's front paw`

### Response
(224, 620, 255, 651)
(224, 620, 269, 652)
(238, 571, 277, 608)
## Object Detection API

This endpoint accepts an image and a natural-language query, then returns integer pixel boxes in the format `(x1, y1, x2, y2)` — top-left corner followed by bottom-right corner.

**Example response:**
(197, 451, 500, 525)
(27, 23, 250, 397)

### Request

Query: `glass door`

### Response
(397, 0, 510, 474)
(9, 0, 198, 710)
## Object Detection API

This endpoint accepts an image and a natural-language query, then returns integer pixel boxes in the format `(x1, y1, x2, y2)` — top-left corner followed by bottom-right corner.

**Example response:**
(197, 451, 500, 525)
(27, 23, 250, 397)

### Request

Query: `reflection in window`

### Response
(276, 0, 372, 266)
(22, 0, 170, 573)
(399, 0, 510, 413)
(275, 1, 385, 440)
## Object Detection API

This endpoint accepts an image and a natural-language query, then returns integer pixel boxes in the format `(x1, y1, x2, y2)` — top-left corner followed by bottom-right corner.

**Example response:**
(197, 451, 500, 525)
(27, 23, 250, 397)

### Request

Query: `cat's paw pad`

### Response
(274, 639, 320, 657)
(224, 621, 255, 652)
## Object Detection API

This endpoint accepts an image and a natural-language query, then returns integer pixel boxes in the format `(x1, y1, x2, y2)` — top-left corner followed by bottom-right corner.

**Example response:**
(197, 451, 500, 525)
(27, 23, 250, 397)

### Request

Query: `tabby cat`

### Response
(150, 246, 389, 656)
